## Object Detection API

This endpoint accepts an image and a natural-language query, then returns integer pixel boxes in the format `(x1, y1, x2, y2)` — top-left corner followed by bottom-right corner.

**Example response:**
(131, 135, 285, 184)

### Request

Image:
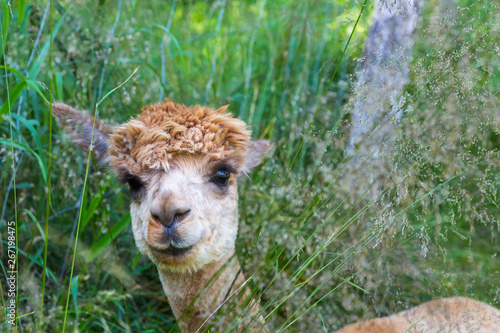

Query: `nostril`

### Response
(151, 212, 162, 223)
(173, 208, 191, 222)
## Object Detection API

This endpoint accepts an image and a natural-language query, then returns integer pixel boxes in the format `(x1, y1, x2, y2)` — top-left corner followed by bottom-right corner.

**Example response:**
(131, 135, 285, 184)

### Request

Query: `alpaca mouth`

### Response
(152, 245, 194, 257)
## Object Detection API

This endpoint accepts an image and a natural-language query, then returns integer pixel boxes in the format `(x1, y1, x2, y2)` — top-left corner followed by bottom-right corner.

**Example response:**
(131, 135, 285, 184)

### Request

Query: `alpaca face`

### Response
(126, 154, 240, 273)
(53, 100, 273, 273)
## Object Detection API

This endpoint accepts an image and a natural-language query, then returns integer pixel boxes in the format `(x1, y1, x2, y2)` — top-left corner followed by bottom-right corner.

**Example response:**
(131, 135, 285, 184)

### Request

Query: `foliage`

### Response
(0, 0, 498, 331)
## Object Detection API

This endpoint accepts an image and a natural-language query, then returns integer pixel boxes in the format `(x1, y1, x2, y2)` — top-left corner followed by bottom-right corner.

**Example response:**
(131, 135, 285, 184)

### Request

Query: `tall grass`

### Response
(0, 0, 499, 331)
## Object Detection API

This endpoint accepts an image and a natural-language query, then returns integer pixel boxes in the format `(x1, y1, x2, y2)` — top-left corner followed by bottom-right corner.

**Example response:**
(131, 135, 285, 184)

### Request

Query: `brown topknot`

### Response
(109, 99, 251, 174)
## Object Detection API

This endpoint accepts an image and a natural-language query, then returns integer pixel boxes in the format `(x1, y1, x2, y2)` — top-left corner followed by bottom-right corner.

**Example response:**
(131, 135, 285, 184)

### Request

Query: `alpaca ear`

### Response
(53, 103, 113, 164)
(242, 140, 274, 174)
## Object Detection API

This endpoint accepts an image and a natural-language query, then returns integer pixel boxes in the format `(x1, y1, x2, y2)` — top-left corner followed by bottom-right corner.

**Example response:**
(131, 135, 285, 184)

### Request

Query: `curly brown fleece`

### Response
(109, 99, 251, 174)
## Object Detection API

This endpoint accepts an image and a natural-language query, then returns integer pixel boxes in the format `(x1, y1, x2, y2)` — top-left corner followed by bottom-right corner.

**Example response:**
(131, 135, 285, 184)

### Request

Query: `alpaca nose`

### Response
(151, 206, 191, 228)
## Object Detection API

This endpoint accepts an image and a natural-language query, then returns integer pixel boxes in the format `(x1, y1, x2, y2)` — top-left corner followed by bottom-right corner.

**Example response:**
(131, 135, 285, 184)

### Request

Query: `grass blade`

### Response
(86, 215, 131, 262)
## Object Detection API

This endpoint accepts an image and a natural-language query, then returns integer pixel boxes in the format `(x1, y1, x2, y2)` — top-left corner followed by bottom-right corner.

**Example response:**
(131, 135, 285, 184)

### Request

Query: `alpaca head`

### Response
(54, 99, 273, 273)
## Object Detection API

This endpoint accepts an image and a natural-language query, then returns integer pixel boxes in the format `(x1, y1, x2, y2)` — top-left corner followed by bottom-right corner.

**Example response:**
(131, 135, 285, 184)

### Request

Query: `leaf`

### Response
(0, 80, 27, 115)
(131, 252, 141, 270)
(28, 11, 66, 79)
(0, 66, 50, 118)
(0, 138, 47, 182)
(14, 311, 35, 321)
(80, 194, 102, 230)
(9, 112, 44, 160)
(23, 208, 45, 242)
(0, 65, 24, 79)
(14, 182, 33, 189)
(17, 0, 24, 26)
(71, 276, 79, 303)
(1, 0, 10, 50)
(86, 214, 132, 262)
(55, 71, 63, 101)
(25, 79, 49, 104)
(152, 24, 187, 70)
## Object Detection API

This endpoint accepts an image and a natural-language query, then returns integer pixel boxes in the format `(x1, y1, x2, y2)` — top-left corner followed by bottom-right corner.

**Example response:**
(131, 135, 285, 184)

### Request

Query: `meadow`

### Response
(0, 0, 499, 332)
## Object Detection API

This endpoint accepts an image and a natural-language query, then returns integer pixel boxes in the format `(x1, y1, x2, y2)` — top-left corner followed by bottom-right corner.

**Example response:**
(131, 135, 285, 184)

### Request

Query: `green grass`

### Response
(0, 0, 499, 331)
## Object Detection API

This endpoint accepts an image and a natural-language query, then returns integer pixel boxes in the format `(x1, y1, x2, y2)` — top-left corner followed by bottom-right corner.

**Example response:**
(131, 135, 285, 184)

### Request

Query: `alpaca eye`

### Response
(127, 177, 144, 192)
(124, 175, 144, 192)
(211, 169, 230, 186)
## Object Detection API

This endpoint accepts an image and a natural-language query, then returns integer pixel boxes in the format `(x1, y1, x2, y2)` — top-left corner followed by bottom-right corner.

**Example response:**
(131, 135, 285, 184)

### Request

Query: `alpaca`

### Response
(336, 297, 500, 333)
(54, 100, 269, 332)
(54, 100, 500, 332)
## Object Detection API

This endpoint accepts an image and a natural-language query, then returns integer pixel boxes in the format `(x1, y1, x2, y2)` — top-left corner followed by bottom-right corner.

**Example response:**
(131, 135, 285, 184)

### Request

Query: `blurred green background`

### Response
(0, 0, 499, 331)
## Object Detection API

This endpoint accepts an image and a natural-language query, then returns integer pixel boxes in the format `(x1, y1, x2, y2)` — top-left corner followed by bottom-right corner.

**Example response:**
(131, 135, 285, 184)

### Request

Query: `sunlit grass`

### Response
(0, 0, 499, 332)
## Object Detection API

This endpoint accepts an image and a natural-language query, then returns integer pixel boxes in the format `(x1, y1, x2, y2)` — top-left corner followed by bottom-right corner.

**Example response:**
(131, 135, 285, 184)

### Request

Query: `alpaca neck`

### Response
(157, 247, 262, 332)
